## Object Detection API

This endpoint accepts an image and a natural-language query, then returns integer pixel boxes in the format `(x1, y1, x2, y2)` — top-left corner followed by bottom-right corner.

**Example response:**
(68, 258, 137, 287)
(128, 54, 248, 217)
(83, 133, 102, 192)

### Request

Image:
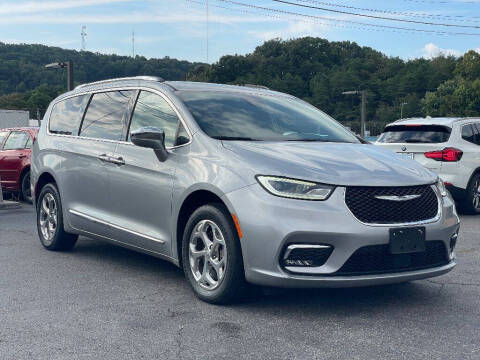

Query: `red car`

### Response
(0, 127, 38, 202)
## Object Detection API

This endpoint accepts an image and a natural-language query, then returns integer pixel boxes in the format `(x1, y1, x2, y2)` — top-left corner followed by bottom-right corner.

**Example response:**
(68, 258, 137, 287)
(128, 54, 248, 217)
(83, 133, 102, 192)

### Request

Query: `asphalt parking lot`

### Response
(0, 205, 479, 360)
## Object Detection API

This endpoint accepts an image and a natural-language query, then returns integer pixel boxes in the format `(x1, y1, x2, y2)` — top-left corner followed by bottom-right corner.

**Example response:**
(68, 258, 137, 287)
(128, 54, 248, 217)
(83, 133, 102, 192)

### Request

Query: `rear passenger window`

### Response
(462, 124, 475, 144)
(80, 90, 135, 141)
(49, 95, 90, 135)
(25, 136, 33, 149)
(3, 131, 29, 150)
(128, 91, 181, 147)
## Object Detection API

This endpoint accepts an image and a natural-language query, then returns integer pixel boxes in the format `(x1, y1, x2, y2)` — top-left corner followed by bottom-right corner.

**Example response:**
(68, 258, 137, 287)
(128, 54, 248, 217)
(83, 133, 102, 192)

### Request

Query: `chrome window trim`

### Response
(69, 209, 165, 244)
(46, 85, 193, 150)
(283, 244, 332, 260)
(343, 184, 442, 227)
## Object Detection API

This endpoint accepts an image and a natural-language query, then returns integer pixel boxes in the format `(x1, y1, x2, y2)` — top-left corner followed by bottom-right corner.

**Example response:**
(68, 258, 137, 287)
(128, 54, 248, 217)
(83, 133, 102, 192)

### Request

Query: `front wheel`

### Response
(182, 204, 247, 304)
(37, 183, 78, 251)
(461, 173, 480, 215)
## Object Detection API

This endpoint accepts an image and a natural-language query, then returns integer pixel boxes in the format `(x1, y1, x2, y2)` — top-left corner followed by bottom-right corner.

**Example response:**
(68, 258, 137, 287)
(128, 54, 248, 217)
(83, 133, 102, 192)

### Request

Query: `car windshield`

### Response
(377, 124, 451, 144)
(177, 91, 359, 143)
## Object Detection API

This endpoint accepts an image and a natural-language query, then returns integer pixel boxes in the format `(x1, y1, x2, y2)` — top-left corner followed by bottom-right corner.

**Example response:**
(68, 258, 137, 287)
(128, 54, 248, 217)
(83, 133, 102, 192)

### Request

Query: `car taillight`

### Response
(425, 148, 463, 162)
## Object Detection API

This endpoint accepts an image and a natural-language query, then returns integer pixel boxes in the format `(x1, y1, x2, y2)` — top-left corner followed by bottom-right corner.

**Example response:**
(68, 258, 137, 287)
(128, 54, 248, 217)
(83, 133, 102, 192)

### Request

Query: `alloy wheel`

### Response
(188, 219, 227, 290)
(39, 193, 58, 244)
(473, 178, 480, 210)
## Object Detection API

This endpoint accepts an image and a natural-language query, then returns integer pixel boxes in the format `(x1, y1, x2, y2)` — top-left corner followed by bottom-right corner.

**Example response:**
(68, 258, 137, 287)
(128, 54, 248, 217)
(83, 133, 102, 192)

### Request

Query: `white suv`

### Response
(376, 117, 480, 214)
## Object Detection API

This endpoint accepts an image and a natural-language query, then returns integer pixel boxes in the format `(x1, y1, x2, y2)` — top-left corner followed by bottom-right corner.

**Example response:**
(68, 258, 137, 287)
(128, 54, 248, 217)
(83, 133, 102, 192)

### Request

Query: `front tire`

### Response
(461, 173, 480, 215)
(37, 183, 78, 251)
(182, 204, 247, 304)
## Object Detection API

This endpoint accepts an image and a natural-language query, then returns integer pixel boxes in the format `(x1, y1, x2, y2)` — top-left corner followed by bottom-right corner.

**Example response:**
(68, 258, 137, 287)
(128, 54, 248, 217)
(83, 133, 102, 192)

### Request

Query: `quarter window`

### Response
(129, 91, 181, 147)
(474, 123, 480, 145)
(3, 131, 29, 150)
(462, 124, 475, 144)
(49, 95, 90, 135)
(80, 90, 136, 141)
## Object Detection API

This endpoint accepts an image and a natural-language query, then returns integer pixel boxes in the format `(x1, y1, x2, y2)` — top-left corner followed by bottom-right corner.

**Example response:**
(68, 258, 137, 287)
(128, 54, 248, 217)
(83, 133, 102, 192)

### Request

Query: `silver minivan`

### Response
(32, 77, 459, 303)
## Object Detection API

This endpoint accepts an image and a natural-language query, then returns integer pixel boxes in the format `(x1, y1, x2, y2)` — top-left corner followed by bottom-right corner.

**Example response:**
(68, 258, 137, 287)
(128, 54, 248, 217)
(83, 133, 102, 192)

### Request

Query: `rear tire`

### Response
(461, 173, 480, 215)
(182, 203, 247, 304)
(21, 170, 32, 204)
(36, 183, 78, 251)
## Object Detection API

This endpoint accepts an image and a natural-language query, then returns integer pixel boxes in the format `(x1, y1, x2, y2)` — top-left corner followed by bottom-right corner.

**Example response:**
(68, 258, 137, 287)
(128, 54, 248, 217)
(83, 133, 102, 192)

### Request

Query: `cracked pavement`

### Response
(0, 206, 479, 359)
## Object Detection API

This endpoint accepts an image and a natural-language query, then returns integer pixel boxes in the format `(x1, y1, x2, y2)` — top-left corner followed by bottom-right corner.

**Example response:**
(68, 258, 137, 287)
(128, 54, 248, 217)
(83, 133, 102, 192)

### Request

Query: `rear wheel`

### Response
(21, 170, 32, 203)
(37, 183, 78, 251)
(182, 204, 247, 304)
(461, 173, 480, 215)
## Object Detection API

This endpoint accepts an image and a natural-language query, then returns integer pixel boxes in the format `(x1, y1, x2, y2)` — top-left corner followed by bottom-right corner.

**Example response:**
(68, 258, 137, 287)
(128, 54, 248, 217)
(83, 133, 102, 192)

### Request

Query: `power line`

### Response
(294, 0, 480, 22)
(272, 0, 480, 29)
(398, 0, 480, 4)
(216, 0, 480, 35)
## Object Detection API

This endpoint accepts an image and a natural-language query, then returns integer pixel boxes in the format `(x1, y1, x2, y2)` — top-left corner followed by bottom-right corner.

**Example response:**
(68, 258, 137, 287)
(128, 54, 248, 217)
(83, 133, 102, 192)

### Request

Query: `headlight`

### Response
(256, 176, 334, 200)
(435, 178, 448, 197)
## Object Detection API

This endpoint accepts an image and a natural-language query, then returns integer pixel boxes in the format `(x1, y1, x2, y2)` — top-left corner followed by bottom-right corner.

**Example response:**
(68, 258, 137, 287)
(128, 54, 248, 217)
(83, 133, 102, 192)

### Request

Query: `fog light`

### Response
(282, 244, 333, 268)
(449, 233, 458, 260)
(450, 233, 458, 251)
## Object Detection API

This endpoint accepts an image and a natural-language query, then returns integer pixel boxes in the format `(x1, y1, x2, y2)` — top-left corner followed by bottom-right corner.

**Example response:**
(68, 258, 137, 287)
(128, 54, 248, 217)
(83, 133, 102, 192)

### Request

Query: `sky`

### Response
(1, 0, 480, 63)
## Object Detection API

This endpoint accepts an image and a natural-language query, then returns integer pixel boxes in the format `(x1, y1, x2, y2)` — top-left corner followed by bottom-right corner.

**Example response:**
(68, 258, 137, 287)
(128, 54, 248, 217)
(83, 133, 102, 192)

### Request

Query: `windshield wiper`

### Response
(404, 139, 428, 143)
(212, 136, 261, 141)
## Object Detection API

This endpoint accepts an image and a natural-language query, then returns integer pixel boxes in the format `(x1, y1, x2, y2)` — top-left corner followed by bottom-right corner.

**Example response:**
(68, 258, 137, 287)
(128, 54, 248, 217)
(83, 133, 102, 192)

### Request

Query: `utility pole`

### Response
(206, 0, 209, 63)
(36, 108, 41, 126)
(132, 30, 135, 57)
(81, 26, 87, 51)
(342, 90, 367, 138)
(45, 62, 74, 91)
(400, 102, 408, 120)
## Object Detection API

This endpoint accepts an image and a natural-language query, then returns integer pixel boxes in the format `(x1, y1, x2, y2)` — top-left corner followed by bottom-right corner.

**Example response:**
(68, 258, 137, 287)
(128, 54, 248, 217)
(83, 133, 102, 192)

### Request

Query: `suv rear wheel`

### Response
(462, 173, 480, 214)
(37, 183, 78, 250)
(182, 204, 247, 304)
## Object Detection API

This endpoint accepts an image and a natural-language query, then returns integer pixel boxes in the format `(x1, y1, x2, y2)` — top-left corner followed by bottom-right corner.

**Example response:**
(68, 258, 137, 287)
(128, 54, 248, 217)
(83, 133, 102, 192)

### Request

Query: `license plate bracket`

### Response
(389, 227, 426, 254)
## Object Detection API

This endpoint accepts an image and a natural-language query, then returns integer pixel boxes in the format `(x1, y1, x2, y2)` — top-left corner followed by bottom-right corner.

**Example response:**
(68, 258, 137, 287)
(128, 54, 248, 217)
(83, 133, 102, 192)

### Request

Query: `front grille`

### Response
(345, 185, 438, 224)
(334, 241, 449, 276)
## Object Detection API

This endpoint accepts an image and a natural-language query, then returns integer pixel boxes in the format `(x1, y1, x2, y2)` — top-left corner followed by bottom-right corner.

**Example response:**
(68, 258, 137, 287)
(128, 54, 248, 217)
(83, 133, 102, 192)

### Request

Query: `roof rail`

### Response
(239, 84, 270, 90)
(75, 76, 165, 90)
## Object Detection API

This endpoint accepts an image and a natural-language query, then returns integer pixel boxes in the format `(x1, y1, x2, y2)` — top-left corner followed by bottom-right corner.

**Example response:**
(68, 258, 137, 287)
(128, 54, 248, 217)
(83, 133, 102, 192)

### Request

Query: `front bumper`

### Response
(223, 183, 460, 288)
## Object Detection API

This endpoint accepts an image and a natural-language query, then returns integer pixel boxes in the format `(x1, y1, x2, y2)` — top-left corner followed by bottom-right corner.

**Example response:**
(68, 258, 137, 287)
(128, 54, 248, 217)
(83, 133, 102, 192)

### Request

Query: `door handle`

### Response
(109, 156, 125, 166)
(18, 154, 27, 159)
(97, 154, 110, 162)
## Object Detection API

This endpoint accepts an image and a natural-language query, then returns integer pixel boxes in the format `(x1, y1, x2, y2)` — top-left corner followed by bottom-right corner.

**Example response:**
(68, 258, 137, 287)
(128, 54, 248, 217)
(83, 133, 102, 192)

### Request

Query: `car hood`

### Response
(222, 141, 437, 187)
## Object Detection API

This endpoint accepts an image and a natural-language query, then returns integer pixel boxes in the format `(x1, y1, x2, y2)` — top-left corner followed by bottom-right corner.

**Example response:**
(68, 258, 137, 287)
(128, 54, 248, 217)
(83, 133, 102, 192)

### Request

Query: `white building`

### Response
(0, 109, 30, 129)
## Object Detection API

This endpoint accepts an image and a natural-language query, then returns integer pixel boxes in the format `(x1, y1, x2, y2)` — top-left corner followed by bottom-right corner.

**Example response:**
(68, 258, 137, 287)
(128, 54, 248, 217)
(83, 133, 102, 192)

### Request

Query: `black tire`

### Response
(20, 170, 32, 204)
(182, 203, 247, 304)
(461, 173, 480, 215)
(36, 183, 78, 251)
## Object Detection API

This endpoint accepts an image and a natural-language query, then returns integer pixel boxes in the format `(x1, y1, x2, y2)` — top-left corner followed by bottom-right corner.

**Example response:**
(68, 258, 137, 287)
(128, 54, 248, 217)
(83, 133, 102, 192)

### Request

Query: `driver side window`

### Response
(129, 91, 182, 148)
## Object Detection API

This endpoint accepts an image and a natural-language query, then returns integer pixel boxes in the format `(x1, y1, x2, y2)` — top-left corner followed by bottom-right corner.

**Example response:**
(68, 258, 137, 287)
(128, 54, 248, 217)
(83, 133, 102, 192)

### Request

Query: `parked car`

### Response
(376, 117, 480, 214)
(31, 77, 459, 304)
(0, 126, 38, 202)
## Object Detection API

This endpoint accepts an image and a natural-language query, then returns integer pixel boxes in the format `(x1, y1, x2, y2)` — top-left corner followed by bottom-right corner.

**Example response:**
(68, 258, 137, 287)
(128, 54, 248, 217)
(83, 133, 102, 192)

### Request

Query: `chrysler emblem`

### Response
(375, 194, 421, 201)
(401, 145, 407, 151)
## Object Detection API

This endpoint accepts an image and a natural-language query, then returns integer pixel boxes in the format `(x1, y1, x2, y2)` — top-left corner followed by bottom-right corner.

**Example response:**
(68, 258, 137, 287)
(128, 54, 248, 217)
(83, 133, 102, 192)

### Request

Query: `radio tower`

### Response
(81, 26, 87, 51)
(132, 30, 135, 57)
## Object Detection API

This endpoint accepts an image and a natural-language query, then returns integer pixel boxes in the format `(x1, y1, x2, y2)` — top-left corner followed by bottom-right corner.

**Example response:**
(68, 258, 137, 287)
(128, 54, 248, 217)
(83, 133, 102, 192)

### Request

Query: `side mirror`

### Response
(131, 126, 168, 162)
